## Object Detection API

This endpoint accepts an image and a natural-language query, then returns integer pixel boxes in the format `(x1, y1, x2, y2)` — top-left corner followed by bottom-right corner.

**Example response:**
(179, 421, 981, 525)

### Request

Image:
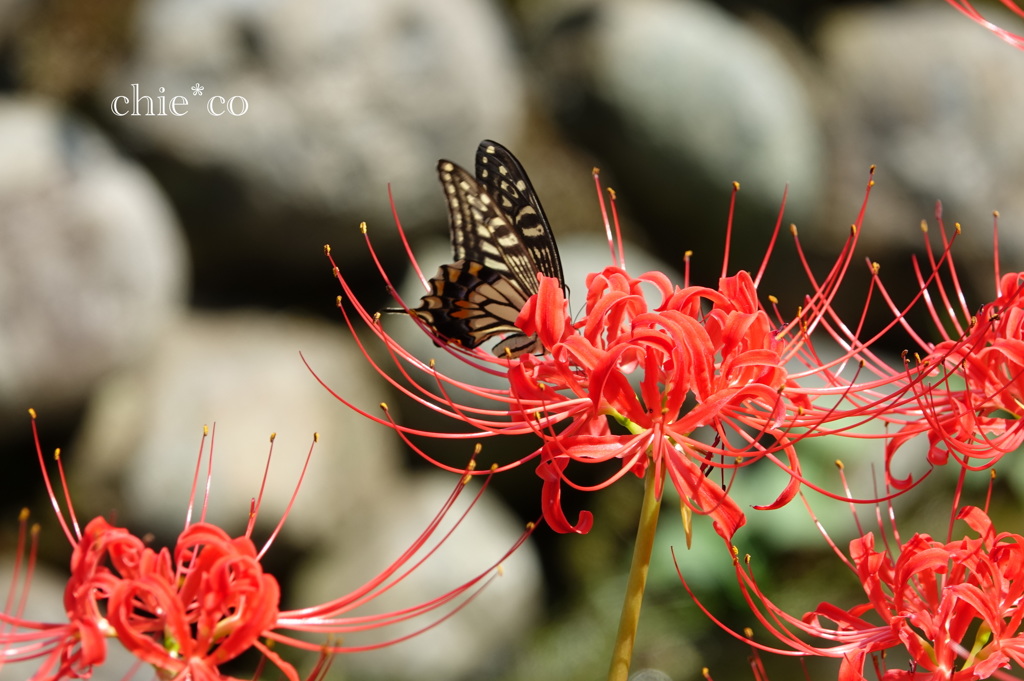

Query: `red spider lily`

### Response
(683, 467, 1024, 681)
(872, 207, 1024, 484)
(320, 167, 929, 541)
(512, 265, 794, 536)
(946, 0, 1024, 49)
(61, 518, 282, 681)
(0, 411, 529, 681)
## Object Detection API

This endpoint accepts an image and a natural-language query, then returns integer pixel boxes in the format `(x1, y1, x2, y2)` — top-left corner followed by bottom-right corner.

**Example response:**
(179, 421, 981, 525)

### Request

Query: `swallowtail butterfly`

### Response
(406, 140, 565, 358)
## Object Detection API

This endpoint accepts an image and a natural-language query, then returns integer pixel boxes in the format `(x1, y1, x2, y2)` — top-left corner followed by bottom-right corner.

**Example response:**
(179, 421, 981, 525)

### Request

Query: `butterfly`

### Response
(404, 140, 566, 358)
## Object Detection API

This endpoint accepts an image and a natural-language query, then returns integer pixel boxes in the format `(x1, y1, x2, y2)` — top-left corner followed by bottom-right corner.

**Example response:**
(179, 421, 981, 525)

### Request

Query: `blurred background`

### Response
(1, 0, 1024, 679)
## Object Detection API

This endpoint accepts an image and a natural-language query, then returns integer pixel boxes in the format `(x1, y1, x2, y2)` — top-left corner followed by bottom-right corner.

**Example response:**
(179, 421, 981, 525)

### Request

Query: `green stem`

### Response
(607, 460, 663, 681)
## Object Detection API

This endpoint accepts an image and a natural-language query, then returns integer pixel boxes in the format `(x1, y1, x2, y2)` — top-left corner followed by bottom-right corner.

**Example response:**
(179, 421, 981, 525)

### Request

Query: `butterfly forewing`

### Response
(437, 160, 534, 290)
(476, 140, 565, 290)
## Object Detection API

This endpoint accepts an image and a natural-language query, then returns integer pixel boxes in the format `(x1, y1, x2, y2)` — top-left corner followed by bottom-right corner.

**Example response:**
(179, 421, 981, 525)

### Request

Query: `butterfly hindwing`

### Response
(412, 260, 543, 357)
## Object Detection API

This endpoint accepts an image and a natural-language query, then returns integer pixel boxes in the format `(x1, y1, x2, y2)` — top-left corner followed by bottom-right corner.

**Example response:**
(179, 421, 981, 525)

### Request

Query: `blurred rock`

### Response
(534, 0, 825, 276)
(629, 671, 674, 681)
(98, 0, 528, 289)
(0, 0, 29, 47)
(0, 97, 187, 433)
(818, 2, 1024, 275)
(292, 471, 542, 681)
(9, 0, 136, 99)
(69, 310, 400, 546)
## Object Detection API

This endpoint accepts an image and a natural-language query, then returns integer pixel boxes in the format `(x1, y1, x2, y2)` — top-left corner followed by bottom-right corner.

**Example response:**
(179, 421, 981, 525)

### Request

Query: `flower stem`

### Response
(607, 460, 662, 681)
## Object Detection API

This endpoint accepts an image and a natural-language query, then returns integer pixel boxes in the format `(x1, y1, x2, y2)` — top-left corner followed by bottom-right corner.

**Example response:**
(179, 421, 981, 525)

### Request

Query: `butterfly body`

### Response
(408, 140, 565, 357)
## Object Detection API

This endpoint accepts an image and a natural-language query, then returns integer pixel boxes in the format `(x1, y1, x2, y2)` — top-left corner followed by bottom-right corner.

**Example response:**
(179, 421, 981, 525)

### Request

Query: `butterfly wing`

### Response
(407, 141, 564, 357)
(475, 140, 565, 291)
(437, 158, 541, 296)
(411, 260, 543, 357)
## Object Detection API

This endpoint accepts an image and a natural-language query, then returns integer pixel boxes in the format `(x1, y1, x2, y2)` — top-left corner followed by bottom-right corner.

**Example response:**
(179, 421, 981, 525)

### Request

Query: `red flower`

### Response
(67, 518, 281, 681)
(878, 209, 1024, 484)
(322, 168, 921, 539)
(0, 412, 528, 681)
(922, 272, 1024, 448)
(843, 507, 1024, 679)
(510, 266, 791, 536)
(686, 468, 1024, 680)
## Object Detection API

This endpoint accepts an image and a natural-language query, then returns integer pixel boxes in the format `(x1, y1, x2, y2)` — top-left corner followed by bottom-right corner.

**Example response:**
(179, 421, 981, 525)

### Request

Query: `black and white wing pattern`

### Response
(408, 140, 565, 358)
